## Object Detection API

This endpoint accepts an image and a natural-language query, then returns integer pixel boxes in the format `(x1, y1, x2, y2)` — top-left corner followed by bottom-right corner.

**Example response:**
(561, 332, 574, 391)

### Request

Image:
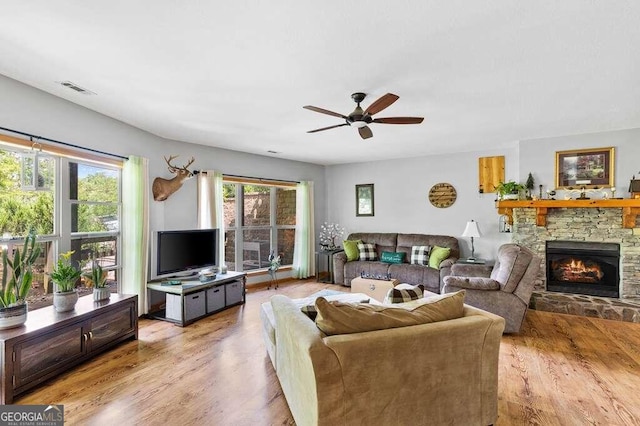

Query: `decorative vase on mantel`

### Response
(53, 289, 79, 313)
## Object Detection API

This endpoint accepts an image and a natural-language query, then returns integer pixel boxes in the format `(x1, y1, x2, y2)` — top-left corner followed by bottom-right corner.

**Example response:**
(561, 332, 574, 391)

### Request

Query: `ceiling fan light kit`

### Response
(304, 92, 424, 140)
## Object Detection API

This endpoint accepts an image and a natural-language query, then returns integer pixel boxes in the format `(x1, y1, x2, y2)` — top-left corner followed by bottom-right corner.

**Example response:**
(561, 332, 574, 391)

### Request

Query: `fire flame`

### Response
(551, 258, 604, 283)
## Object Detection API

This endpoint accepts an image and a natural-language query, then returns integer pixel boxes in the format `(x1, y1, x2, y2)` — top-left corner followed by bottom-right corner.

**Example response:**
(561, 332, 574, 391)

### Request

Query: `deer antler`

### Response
(164, 155, 180, 173)
(182, 157, 195, 171)
(164, 155, 195, 173)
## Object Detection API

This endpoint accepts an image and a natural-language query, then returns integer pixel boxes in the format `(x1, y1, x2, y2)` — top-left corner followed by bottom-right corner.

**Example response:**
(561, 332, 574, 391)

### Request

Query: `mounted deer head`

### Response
(152, 155, 196, 201)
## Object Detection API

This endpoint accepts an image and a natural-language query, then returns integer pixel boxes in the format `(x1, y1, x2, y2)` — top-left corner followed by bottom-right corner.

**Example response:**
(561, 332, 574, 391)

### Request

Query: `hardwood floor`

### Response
(16, 281, 640, 426)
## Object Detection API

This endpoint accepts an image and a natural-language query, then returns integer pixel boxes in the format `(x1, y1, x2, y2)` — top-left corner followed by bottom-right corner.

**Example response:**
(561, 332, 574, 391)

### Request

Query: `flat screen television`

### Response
(149, 228, 219, 281)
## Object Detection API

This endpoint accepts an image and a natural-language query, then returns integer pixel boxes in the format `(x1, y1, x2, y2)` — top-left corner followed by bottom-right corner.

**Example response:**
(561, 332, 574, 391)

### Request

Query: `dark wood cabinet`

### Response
(0, 294, 138, 404)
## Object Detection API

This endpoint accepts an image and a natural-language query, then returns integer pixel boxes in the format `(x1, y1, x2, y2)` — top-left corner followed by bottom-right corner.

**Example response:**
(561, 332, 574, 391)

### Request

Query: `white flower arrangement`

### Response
(319, 222, 345, 250)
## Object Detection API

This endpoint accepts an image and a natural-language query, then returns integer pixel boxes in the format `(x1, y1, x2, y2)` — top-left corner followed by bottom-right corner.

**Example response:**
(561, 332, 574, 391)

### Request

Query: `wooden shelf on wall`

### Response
(496, 199, 640, 228)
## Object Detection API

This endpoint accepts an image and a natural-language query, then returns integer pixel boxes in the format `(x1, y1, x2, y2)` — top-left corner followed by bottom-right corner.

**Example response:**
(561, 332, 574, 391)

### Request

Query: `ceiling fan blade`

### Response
(303, 105, 348, 119)
(307, 123, 350, 133)
(358, 126, 373, 139)
(363, 93, 399, 115)
(373, 117, 424, 124)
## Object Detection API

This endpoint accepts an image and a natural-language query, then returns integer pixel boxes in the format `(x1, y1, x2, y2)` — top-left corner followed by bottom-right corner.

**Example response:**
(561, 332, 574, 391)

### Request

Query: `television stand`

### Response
(146, 271, 246, 326)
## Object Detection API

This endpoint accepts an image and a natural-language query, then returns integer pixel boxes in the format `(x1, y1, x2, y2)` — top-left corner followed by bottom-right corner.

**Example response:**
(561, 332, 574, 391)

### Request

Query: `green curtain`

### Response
(197, 170, 225, 268)
(121, 156, 149, 314)
(292, 181, 315, 278)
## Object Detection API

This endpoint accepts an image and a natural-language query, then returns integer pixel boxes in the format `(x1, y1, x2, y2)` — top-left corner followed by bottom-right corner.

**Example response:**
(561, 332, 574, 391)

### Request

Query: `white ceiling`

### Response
(1, 1, 639, 165)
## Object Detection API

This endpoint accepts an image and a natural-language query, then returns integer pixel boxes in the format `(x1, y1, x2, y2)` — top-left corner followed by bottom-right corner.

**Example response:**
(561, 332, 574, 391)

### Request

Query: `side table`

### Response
(315, 249, 343, 283)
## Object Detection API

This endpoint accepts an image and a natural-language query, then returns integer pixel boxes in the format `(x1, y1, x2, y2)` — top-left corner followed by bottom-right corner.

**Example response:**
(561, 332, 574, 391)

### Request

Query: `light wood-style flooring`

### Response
(16, 281, 640, 425)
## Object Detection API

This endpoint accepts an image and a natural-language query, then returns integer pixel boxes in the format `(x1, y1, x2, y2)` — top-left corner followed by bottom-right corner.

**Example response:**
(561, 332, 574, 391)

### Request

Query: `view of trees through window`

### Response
(0, 150, 54, 236)
(223, 182, 296, 272)
(0, 147, 121, 310)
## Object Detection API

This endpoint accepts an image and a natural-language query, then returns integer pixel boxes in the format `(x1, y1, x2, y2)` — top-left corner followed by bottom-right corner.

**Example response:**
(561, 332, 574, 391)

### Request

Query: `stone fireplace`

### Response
(508, 206, 640, 322)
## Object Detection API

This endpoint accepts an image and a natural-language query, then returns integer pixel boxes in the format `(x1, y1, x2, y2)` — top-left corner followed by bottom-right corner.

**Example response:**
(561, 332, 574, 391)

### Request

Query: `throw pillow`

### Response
(429, 246, 451, 269)
(384, 284, 425, 304)
(410, 245, 432, 265)
(357, 242, 377, 261)
(380, 251, 405, 264)
(314, 290, 466, 335)
(343, 239, 362, 261)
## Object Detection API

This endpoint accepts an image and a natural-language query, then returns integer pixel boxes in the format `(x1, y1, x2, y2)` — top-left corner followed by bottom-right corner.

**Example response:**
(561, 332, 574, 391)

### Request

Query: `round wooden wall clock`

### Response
(429, 183, 457, 208)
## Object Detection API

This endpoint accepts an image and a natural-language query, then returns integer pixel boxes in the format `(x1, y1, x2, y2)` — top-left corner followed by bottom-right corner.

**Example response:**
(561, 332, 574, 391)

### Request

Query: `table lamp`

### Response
(462, 220, 481, 260)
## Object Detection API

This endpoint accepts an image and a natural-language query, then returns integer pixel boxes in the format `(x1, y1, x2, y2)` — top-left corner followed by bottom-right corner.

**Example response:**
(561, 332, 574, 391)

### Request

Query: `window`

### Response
(223, 180, 296, 272)
(0, 144, 122, 311)
(69, 161, 121, 292)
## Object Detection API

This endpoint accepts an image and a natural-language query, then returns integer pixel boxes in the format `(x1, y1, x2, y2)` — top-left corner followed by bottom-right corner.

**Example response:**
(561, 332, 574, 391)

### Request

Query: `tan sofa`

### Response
(267, 294, 505, 426)
(333, 232, 459, 293)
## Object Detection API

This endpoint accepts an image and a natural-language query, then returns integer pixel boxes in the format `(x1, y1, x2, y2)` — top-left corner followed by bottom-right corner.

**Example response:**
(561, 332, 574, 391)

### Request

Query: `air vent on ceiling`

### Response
(59, 81, 96, 95)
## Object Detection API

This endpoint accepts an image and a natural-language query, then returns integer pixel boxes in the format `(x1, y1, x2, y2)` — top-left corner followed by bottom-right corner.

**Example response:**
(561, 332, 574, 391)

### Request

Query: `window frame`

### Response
(223, 178, 296, 272)
(0, 138, 123, 307)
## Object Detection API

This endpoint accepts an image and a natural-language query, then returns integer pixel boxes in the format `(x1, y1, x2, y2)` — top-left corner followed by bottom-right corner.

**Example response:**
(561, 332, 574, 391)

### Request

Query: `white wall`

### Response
(325, 147, 518, 261)
(326, 129, 640, 261)
(519, 128, 640, 198)
(0, 75, 327, 283)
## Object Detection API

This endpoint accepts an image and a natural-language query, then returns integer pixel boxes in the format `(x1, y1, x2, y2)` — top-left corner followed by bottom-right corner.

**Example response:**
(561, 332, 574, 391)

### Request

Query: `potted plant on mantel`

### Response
(83, 254, 110, 302)
(496, 181, 526, 201)
(51, 251, 81, 313)
(0, 228, 40, 329)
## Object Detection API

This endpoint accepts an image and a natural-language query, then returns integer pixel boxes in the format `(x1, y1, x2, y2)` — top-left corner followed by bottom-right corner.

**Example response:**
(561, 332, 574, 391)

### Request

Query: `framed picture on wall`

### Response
(356, 184, 374, 216)
(555, 147, 615, 188)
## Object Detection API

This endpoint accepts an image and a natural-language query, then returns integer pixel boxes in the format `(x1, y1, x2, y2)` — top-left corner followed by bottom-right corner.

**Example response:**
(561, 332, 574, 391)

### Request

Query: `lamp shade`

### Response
(462, 220, 481, 238)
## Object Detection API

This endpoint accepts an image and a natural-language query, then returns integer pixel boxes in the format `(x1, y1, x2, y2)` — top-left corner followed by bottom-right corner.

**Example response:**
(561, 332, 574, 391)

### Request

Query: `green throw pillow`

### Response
(429, 246, 451, 269)
(343, 240, 362, 261)
(380, 251, 405, 264)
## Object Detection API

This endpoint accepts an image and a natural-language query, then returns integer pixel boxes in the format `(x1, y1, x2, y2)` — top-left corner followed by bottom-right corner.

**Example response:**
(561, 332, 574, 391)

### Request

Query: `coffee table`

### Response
(351, 277, 400, 302)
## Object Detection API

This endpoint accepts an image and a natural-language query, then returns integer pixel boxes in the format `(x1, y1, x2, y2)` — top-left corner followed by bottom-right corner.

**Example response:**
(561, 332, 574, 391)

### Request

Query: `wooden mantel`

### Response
(496, 199, 640, 228)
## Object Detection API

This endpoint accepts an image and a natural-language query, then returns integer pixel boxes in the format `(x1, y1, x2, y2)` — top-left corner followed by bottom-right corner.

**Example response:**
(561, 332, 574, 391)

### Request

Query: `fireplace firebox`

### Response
(546, 241, 620, 298)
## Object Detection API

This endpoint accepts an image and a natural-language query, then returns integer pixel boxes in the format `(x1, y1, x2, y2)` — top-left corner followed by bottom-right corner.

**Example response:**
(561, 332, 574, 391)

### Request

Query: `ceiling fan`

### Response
(303, 92, 424, 139)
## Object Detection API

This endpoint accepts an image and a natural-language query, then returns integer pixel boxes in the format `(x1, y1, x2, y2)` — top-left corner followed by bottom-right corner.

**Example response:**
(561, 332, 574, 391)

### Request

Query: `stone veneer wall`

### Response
(511, 207, 640, 322)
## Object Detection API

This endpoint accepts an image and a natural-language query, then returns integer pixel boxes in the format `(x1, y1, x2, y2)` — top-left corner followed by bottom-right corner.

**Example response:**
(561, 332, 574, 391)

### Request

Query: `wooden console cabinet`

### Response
(0, 293, 138, 404)
(146, 271, 246, 326)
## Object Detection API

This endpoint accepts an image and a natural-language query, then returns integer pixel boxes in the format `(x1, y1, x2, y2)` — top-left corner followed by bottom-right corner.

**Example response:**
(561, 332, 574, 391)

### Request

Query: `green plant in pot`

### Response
(51, 250, 81, 313)
(83, 254, 110, 302)
(496, 181, 526, 200)
(0, 228, 40, 329)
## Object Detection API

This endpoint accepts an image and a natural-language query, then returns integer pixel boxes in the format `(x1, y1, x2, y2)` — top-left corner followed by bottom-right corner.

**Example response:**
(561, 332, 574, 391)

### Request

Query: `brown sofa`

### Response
(333, 232, 459, 294)
(268, 294, 505, 426)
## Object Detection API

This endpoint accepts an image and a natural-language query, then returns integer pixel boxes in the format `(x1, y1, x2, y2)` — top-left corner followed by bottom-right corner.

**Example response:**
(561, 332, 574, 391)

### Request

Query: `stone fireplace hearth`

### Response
(508, 206, 640, 323)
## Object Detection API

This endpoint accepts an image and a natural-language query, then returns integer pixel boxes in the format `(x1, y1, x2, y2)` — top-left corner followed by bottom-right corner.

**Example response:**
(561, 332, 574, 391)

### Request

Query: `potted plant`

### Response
(496, 181, 526, 200)
(83, 254, 110, 302)
(0, 228, 40, 329)
(51, 251, 81, 312)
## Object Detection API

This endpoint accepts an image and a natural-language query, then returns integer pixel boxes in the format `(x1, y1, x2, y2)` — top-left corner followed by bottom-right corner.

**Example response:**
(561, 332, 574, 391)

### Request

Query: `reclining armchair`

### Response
(442, 244, 540, 333)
